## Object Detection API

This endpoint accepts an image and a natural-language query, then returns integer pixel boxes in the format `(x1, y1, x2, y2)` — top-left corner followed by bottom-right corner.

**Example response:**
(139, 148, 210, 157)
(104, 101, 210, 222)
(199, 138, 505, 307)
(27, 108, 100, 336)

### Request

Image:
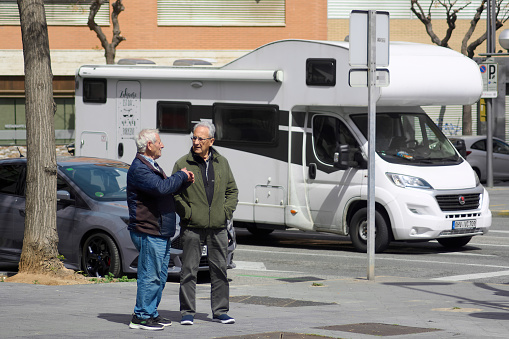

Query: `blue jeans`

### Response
(130, 231, 171, 319)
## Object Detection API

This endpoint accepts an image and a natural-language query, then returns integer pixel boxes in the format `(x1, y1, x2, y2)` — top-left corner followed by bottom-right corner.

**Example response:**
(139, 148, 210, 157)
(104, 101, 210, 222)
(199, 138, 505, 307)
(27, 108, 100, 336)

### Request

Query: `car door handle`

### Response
(308, 163, 317, 180)
(19, 209, 26, 217)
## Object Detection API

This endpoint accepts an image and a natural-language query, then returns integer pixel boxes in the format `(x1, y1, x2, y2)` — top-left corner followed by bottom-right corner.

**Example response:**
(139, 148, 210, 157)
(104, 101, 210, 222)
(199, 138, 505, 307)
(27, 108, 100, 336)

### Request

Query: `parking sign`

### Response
(480, 63, 498, 98)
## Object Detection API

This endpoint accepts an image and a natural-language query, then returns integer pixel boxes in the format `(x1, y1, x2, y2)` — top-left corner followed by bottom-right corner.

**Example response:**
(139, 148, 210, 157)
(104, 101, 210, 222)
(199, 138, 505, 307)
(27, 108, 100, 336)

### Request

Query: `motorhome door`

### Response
(116, 81, 141, 160)
(304, 112, 364, 232)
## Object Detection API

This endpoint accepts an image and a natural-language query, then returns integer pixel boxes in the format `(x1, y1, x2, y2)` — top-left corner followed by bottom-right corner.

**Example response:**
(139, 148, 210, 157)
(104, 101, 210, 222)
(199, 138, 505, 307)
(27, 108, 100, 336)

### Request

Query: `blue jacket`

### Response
(127, 153, 188, 238)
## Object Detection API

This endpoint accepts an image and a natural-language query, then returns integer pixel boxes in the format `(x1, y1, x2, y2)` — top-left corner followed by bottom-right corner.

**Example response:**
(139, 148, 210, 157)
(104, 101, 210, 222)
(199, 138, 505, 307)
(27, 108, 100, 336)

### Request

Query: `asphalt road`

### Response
(233, 216, 509, 285)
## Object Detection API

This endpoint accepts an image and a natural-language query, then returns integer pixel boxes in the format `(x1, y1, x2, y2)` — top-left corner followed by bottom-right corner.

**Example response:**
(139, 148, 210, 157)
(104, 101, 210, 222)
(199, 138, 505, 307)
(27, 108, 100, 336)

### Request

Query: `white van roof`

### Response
(77, 39, 482, 107)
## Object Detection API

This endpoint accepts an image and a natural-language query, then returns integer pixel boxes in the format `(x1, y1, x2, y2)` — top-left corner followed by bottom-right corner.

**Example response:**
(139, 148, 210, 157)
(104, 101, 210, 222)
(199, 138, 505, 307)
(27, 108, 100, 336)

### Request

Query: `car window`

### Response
(494, 139, 509, 154)
(0, 164, 24, 195)
(60, 163, 128, 201)
(471, 140, 486, 151)
(312, 115, 358, 166)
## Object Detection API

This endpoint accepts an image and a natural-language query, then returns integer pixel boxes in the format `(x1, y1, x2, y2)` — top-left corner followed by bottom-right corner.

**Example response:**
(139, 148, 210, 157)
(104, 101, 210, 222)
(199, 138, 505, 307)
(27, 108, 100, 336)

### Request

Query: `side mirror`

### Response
(334, 144, 364, 169)
(57, 190, 72, 201)
(334, 144, 351, 169)
(453, 139, 467, 158)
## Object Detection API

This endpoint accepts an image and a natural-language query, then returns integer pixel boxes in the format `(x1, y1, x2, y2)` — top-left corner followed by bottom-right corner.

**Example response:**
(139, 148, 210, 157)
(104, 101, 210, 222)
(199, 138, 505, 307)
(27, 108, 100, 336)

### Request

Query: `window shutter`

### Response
(157, 0, 285, 26)
(328, 0, 489, 20)
(0, 1, 110, 25)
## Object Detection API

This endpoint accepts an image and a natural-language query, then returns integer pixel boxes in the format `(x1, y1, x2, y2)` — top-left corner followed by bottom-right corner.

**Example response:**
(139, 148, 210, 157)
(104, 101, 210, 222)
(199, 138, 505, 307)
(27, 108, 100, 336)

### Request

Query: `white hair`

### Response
(193, 121, 215, 138)
(135, 129, 159, 153)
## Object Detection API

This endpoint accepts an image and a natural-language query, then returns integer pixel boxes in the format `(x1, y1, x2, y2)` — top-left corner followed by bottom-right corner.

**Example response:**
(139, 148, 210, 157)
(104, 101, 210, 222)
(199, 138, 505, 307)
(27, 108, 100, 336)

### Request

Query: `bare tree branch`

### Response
(462, 0, 486, 56)
(413, 0, 509, 57)
(411, 0, 444, 45)
(88, 0, 126, 64)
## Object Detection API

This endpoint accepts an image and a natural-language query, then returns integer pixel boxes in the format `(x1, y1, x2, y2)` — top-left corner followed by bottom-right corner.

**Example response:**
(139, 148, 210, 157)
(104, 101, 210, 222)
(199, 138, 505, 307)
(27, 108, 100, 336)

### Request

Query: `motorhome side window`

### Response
(312, 115, 357, 165)
(214, 104, 278, 146)
(306, 59, 336, 86)
(83, 78, 107, 103)
(156, 101, 191, 133)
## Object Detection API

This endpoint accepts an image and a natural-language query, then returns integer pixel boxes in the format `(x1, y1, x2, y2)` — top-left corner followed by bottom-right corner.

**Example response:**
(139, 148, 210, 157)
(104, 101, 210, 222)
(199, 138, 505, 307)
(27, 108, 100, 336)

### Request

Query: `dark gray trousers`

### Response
(179, 227, 229, 317)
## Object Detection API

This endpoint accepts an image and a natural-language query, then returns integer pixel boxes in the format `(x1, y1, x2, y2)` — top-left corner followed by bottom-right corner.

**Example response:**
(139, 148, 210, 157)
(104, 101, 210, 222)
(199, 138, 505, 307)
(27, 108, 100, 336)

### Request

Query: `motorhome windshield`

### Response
(351, 112, 461, 165)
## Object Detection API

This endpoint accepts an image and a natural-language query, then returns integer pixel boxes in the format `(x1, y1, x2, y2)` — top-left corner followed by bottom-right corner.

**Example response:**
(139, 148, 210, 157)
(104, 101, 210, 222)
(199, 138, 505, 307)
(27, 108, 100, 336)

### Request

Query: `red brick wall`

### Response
(328, 18, 502, 57)
(0, 0, 327, 51)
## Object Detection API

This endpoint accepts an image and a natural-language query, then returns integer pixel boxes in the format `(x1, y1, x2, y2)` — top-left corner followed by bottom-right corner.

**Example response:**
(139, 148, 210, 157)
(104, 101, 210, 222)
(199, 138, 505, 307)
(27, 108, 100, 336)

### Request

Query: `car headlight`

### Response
(386, 173, 433, 189)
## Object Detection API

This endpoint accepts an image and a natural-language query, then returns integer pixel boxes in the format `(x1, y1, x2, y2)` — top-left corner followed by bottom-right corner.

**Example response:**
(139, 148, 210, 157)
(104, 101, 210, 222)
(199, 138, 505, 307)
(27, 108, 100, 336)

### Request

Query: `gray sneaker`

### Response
(129, 314, 164, 330)
(152, 315, 172, 327)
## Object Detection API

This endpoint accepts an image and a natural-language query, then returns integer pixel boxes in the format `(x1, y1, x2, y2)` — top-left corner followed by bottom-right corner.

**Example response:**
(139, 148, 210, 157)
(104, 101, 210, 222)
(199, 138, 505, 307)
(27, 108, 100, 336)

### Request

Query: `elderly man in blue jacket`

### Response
(127, 128, 194, 331)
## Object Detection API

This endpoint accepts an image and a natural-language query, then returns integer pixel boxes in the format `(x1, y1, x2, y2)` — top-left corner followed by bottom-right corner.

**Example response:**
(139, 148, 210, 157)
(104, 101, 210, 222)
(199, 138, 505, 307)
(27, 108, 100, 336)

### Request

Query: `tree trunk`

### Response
(462, 105, 472, 135)
(17, 0, 64, 275)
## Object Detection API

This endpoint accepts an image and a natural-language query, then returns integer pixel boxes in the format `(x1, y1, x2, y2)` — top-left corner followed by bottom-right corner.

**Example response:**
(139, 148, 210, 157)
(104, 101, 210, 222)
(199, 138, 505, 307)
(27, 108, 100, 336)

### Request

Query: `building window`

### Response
(157, 0, 285, 26)
(214, 103, 279, 146)
(157, 101, 191, 133)
(0, 0, 110, 26)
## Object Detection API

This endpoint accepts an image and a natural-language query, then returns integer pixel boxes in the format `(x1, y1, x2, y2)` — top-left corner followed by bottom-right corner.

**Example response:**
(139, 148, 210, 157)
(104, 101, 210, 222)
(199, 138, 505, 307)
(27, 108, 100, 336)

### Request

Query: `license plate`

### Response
(452, 219, 476, 229)
(201, 245, 207, 256)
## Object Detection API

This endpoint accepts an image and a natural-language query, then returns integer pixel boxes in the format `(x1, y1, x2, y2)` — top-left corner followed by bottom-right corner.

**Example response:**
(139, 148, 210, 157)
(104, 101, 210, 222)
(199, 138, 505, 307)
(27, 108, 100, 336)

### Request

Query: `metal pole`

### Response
(367, 10, 376, 281)
(491, 0, 497, 52)
(487, 98, 494, 187)
(486, 0, 496, 187)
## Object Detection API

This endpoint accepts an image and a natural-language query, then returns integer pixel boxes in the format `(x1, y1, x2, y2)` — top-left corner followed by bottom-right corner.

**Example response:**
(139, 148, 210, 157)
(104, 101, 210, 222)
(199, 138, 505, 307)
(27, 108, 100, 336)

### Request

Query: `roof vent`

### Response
(173, 59, 213, 66)
(117, 58, 156, 65)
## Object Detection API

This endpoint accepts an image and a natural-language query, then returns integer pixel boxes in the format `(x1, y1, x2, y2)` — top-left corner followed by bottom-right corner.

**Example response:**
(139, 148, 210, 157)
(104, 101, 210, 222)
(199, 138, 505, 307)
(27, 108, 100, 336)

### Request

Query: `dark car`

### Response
(0, 156, 236, 277)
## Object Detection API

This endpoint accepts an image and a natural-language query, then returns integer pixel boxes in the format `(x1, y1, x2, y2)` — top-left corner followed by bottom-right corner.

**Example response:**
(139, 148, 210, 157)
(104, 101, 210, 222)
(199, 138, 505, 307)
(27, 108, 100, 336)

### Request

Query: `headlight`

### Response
(386, 173, 433, 189)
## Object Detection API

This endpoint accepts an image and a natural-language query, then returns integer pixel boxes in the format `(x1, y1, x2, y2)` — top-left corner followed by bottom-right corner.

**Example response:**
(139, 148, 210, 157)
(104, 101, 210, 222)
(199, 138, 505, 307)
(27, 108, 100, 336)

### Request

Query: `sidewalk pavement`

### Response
(0, 184, 507, 339)
(1, 270, 508, 339)
(486, 184, 509, 217)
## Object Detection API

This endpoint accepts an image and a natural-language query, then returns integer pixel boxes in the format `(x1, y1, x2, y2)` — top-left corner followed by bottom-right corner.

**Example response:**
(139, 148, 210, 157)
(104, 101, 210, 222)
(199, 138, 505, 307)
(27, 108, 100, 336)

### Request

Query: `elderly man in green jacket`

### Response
(172, 121, 238, 326)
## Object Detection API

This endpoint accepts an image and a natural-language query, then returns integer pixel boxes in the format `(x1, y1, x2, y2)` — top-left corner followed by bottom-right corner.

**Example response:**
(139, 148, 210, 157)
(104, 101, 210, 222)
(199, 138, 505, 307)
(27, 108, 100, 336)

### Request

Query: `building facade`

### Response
(1, 0, 507, 145)
(0, 0, 327, 145)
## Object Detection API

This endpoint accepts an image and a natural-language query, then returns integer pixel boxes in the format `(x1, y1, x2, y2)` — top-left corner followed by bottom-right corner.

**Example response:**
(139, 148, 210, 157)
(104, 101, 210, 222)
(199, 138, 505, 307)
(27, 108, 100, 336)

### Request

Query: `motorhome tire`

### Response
(437, 236, 472, 248)
(349, 207, 390, 253)
(246, 225, 275, 236)
(81, 232, 121, 278)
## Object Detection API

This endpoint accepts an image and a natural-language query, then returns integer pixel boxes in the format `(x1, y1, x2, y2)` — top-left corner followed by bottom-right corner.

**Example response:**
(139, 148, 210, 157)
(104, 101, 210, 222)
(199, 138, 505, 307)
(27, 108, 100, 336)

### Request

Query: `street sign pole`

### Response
(486, 0, 496, 188)
(349, 10, 389, 281)
(367, 10, 376, 281)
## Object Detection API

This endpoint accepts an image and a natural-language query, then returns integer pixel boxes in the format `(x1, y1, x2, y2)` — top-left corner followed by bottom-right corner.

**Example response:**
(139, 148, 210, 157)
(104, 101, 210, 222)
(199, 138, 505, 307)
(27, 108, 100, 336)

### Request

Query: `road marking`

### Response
(432, 270, 509, 281)
(234, 261, 267, 271)
(485, 230, 509, 234)
(439, 252, 495, 257)
(468, 243, 509, 247)
(233, 260, 301, 273)
(236, 248, 509, 270)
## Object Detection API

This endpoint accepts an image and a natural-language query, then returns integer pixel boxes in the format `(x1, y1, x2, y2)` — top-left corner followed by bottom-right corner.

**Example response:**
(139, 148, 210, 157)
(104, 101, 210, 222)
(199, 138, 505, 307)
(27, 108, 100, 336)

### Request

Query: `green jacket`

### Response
(172, 148, 238, 228)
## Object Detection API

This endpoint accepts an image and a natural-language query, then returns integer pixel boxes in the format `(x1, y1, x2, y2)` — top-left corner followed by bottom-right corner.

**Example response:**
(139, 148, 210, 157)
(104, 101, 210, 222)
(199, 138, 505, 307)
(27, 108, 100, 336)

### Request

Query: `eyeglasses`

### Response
(191, 136, 213, 142)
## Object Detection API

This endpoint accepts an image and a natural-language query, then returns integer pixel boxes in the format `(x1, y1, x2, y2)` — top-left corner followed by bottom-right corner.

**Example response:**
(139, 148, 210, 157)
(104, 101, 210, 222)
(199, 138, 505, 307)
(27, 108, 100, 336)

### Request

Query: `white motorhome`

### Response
(75, 39, 491, 252)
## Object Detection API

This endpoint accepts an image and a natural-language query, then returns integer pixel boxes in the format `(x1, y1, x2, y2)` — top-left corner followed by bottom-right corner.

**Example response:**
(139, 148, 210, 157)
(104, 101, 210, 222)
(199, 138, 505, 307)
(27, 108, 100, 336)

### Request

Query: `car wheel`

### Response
(437, 236, 472, 248)
(81, 233, 121, 278)
(349, 207, 391, 253)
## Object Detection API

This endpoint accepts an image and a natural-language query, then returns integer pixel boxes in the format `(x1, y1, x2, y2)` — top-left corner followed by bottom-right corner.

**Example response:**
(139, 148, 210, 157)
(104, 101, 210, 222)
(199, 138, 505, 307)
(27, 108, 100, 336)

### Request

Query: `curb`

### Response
(491, 210, 509, 217)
